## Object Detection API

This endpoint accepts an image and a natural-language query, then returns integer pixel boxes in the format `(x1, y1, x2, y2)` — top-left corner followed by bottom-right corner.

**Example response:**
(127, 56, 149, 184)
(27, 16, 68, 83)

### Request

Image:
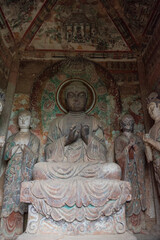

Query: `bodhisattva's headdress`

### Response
(147, 92, 160, 106)
(18, 110, 31, 118)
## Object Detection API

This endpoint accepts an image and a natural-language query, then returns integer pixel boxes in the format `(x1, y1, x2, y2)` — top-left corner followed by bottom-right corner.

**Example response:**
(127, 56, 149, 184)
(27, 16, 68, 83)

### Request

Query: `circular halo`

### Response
(56, 78, 96, 113)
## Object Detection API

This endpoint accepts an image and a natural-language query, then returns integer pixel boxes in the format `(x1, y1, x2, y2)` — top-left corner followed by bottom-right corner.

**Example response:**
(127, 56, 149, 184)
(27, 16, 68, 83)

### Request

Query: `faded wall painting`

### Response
(114, 0, 157, 35)
(0, 0, 44, 43)
(30, 0, 129, 51)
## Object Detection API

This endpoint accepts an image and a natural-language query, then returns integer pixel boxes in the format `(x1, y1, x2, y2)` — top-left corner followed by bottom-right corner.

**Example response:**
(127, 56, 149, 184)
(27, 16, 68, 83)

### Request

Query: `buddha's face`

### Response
(148, 102, 160, 121)
(66, 88, 87, 112)
(18, 113, 31, 129)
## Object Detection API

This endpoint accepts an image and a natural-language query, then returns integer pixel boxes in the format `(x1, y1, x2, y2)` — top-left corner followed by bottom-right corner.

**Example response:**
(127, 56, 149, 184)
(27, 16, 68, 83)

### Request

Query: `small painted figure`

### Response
(143, 92, 160, 196)
(0, 110, 40, 240)
(115, 114, 146, 233)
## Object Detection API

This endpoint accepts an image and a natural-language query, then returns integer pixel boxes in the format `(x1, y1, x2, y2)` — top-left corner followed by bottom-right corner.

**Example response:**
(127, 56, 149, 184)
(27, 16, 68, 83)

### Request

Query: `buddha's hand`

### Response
(65, 126, 79, 146)
(81, 124, 89, 145)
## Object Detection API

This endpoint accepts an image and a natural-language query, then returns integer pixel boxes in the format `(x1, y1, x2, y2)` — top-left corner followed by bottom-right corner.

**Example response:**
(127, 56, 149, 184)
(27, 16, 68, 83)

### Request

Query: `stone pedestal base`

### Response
(22, 205, 128, 235)
(17, 231, 137, 240)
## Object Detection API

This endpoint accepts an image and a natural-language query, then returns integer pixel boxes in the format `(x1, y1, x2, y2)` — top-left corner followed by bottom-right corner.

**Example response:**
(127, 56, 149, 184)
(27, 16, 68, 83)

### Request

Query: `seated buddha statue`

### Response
(19, 81, 132, 237)
(33, 81, 121, 180)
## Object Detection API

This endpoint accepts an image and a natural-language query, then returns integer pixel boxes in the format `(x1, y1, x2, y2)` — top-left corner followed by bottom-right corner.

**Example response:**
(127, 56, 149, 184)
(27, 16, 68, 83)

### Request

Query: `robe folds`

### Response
(115, 133, 146, 233)
(1, 132, 40, 218)
(45, 112, 107, 163)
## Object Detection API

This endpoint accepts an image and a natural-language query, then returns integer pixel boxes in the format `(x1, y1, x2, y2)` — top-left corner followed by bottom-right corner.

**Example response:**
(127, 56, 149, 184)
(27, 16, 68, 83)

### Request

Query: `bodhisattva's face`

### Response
(66, 89, 87, 112)
(18, 114, 31, 129)
(148, 102, 160, 121)
(122, 120, 134, 133)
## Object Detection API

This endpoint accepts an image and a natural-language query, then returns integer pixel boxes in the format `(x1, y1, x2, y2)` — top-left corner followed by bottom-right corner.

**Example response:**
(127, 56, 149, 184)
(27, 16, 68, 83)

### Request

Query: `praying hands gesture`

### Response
(65, 124, 89, 146)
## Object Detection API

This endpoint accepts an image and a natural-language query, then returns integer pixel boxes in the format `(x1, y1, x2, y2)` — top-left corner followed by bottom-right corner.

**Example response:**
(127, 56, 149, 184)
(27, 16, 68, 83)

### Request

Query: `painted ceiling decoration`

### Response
(0, 0, 159, 59)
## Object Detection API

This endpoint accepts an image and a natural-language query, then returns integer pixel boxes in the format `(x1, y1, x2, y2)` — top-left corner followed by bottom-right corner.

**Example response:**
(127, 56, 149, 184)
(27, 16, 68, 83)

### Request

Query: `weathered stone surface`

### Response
(17, 231, 137, 240)
(21, 178, 131, 222)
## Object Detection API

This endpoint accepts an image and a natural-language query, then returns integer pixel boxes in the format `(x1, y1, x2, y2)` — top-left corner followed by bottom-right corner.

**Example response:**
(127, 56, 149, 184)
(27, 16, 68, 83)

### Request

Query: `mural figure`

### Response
(34, 80, 121, 179)
(18, 81, 133, 237)
(143, 92, 160, 196)
(115, 114, 146, 233)
(0, 110, 40, 240)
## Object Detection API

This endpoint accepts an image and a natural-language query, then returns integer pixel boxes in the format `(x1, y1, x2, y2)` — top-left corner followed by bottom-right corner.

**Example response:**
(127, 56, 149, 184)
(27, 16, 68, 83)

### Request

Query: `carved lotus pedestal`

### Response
(17, 178, 137, 240)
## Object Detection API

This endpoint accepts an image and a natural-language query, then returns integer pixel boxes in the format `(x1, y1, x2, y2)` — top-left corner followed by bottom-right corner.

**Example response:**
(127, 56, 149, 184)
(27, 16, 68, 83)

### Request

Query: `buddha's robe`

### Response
(33, 112, 121, 180)
(45, 112, 107, 163)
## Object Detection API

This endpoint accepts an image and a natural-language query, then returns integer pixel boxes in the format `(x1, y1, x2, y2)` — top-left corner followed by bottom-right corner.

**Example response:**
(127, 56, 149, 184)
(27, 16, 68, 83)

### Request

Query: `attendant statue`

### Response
(0, 110, 40, 240)
(33, 81, 121, 180)
(143, 92, 160, 195)
(115, 114, 146, 233)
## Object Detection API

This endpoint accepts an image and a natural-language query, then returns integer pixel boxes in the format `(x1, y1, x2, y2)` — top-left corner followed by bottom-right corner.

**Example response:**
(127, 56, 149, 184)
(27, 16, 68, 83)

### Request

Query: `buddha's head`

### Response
(147, 92, 160, 121)
(120, 114, 135, 133)
(0, 88, 5, 115)
(18, 110, 31, 130)
(65, 81, 88, 112)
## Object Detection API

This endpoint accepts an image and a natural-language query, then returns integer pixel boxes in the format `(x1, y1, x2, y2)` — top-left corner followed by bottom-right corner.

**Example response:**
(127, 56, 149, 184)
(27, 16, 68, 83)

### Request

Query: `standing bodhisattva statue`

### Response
(143, 92, 160, 196)
(115, 114, 146, 233)
(0, 110, 40, 240)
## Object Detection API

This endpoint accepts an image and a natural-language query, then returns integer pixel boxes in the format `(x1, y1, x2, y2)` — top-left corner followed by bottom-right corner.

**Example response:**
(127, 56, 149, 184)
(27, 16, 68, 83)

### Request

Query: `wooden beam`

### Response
(0, 53, 19, 175)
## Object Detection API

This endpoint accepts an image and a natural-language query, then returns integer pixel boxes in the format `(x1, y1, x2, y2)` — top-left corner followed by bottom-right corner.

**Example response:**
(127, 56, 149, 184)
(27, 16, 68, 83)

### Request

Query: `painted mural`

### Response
(118, 0, 157, 35)
(0, 0, 44, 42)
(0, 0, 157, 55)
(0, 57, 9, 89)
(0, 7, 15, 50)
(30, 0, 129, 51)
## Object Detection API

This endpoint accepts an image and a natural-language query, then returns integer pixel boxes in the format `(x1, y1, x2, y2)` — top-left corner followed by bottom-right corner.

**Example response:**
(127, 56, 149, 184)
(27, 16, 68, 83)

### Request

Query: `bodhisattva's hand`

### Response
(125, 137, 136, 154)
(143, 133, 152, 144)
(65, 126, 79, 146)
(129, 137, 136, 147)
(81, 124, 89, 145)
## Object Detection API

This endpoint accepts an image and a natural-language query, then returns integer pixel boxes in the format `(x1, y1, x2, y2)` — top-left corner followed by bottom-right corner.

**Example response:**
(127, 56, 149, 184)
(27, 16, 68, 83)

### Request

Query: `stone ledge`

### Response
(17, 231, 137, 240)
